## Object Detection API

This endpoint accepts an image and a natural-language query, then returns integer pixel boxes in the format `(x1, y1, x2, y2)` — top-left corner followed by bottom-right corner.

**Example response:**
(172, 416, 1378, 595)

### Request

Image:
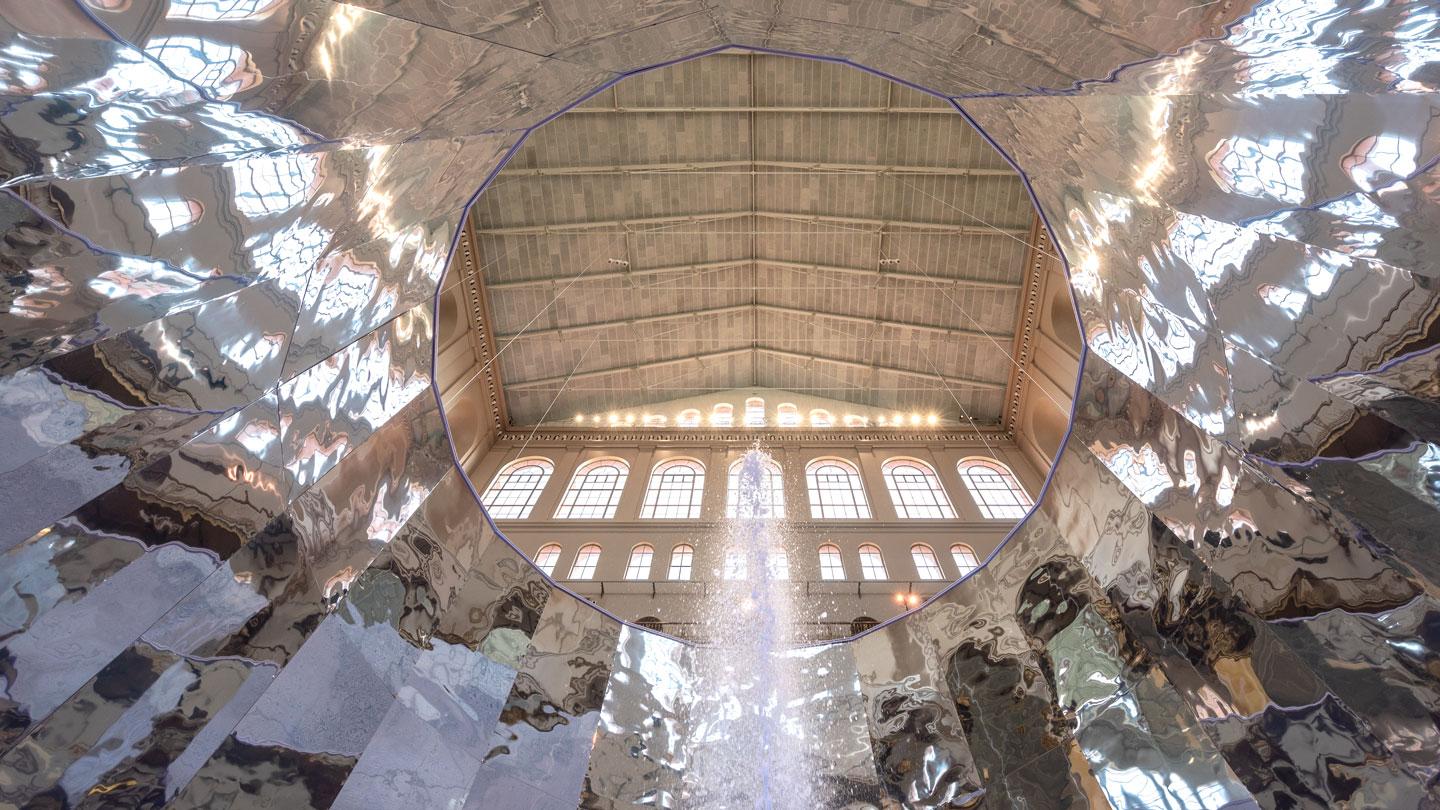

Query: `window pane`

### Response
(726, 459, 786, 519)
(951, 544, 979, 576)
(882, 459, 956, 519)
(806, 459, 871, 519)
(768, 549, 789, 580)
(667, 545, 694, 581)
(858, 544, 887, 580)
(555, 459, 629, 519)
(640, 459, 706, 519)
(624, 545, 654, 580)
(818, 545, 845, 580)
(533, 544, 562, 576)
(745, 397, 766, 427)
(911, 545, 944, 580)
(958, 459, 1034, 519)
(569, 545, 601, 579)
(482, 458, 554, 519)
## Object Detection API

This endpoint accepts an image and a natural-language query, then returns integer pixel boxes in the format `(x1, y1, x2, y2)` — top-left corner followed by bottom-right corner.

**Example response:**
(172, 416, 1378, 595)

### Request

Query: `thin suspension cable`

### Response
(474, 213, 708, 379)
(515, 332, 601, 458)
(886, 236, 1072, 417)
(886, 172, 1063, 262)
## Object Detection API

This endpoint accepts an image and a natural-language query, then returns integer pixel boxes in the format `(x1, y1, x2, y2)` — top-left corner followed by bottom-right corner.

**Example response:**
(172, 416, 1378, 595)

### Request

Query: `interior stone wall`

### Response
(1, 1, 1437, 808)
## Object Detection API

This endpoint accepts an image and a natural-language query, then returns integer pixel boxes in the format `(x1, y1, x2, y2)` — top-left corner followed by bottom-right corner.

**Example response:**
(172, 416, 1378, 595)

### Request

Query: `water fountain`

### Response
(688, 447, 817, 808)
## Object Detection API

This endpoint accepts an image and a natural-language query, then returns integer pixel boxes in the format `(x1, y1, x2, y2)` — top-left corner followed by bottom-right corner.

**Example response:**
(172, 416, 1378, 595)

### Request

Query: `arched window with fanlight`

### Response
(881, 458, 956, 519)
(568, 544, 602, 579)
(667, 544, 694, 581)
(726, 457, 785, 519)
(554, 458, 629, 519)
(639, 458, 706, 519)
(533, 544, 562, 576)
(857, 544, 888, 580)
(711, 403, 734, 428)
(805, 457, 871, 519)
(744, 397, 766, 427)
(809, 408, 833, 428)
(777, 403, 801, 427)
(850, 616, 879, 635)
(624, 544, 654, 580)
(480, 457, 554, 519)
(957, 458, 1034, 519)
(818, 544, 845, 580)
(910, 544, 944, 580)
(678, 408, 702, 428)
(950, 544, 980, 576)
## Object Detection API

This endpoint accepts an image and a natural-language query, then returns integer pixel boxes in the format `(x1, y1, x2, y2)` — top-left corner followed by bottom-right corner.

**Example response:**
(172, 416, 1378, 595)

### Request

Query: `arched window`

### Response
(643, 413, 668, 427)
(568, 544, 602, 579)
(726, 457, 785, 519)
(711, 403, 734, 428)
(881, 458, 956, 519)
(950, 544, 979, 576)
(639, 458, 706, 519)
(910, 544, 944, 580)
(957, 458, 1034, 519)
(818, 544, 845, 580)
(636, 616, 664, 631)
(809, 408, 833, 428)
(857, 544, 888, 580)
(678, 409, 702, 428)
(768, 548, 789, 580)
(843, 414, 869, 428)
(850, 616, 878, 635)
(777, 403, 801, 427)
(667, 544, 694, 581)
(554, 458, 629, 519)
(624, 544, 654, 580)
(481, 457, 554, 519)
(533, 544, 562, 576)
(806, 458, 871, 519)
(744, 397, 766, 427)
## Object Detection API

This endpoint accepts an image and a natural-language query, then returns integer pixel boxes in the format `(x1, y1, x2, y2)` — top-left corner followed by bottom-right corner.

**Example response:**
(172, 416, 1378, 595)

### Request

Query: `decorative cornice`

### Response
(496, 429, 1012, 444)
(1005, 217, 1048, 433)
(457, 219, 508, 437)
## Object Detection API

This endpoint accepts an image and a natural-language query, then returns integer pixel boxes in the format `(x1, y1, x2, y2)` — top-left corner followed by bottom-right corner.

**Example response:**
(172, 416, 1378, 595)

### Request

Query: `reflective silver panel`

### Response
(2, 0, 1439, 807)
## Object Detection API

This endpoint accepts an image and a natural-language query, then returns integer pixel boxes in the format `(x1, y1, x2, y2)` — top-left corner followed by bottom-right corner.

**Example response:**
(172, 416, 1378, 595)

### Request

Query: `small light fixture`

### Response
(926, 414, 938, 426)
(909, 413, 922, 426)
(624, 413, 636, 425)
(877, 415, 887, 426)
(574, 414, 585, 424)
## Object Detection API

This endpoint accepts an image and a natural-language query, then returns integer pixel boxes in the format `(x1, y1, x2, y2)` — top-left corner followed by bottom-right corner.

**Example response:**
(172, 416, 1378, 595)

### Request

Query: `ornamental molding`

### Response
(496, 429, 1012, 444)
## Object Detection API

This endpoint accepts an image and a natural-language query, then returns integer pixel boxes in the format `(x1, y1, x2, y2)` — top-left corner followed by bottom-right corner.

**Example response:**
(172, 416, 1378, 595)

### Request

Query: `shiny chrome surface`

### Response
(2, 0, 1439, 807)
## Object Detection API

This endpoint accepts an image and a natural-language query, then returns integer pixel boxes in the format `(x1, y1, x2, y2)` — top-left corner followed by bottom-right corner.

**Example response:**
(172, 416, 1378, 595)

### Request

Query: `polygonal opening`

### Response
(435, 50, 1083, 643)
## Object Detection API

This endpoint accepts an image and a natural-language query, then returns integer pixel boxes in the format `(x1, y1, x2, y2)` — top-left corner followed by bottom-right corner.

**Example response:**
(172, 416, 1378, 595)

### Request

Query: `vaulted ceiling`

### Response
(469, 51, 1040, 428)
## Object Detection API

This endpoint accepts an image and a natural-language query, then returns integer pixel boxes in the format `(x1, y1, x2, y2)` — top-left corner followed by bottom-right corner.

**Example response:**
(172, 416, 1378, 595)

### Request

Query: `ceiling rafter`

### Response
(505, 346, 1006, 392)
(484, 258, 1019, 291)
(473, 211, 1028, 237)
(564, 105, 955, 114)
(499, 160, 1017, 177)
(494, 303, 1007, 342)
